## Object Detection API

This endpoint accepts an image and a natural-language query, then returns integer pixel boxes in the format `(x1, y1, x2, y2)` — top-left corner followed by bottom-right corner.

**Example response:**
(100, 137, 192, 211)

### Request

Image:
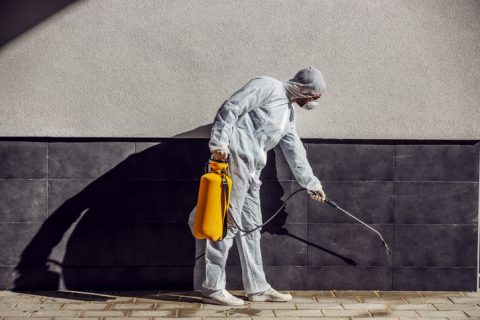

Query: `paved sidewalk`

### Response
(1, 289, 479, 319)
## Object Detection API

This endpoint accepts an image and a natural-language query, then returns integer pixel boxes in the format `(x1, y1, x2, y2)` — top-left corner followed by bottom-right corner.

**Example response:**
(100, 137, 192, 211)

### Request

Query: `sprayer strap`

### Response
(221, 172, 230, 240)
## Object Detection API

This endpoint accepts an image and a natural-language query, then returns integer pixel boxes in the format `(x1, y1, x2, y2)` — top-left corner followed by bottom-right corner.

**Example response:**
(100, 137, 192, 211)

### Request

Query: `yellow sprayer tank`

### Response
(193, 160, 232, 241)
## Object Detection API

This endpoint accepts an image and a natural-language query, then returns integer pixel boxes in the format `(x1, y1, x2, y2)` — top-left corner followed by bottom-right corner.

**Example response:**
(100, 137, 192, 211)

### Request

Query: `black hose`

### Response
(228, 188, 307, 236)
(206, 160, 389, 253)
(230, 188, 390, 255)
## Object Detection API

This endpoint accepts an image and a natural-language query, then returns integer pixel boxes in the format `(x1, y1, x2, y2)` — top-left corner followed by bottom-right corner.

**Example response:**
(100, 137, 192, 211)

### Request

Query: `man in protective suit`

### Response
(189, 66, 327, 306)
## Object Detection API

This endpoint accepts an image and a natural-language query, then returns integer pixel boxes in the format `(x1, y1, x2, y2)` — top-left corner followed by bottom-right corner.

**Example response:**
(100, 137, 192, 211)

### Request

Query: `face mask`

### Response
(300, 100, 320, 110)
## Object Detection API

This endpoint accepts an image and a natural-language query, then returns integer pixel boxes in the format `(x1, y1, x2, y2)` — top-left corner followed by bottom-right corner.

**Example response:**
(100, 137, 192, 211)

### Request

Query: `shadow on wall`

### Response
(11, 125, 355, 291)
(174, 124, 212, 138)
(12, 137, 212, 291)
(0, 0, 78, 47)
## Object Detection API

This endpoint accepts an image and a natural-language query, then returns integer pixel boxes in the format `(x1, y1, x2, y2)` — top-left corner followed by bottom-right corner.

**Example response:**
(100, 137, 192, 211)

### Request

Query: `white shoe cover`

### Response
(248, 287, 292, 302)
(202, 289, 245, 306)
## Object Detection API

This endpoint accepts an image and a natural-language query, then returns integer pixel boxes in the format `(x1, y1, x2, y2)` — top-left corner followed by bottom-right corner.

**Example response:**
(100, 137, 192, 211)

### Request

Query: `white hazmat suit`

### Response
(189, 66, 327, 295)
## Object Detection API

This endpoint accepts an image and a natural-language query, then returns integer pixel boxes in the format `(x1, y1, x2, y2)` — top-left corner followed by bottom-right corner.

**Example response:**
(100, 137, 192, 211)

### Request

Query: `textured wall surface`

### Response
(0, 139, 478, 291)
(0, 0, 479, 139)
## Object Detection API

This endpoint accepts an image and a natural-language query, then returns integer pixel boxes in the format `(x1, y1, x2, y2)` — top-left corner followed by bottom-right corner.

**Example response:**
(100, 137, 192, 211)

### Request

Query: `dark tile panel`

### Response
(135, 140, 210, 180)
(62, 266, 135, 291)
(395, 182, 478, 224)
(261, 224, 307, 266)
(393, 267, 477, 291)
(49, 179, 136, 221)
(308, 181, 394, 224)
(124, 266, 194, 291)
(307, 144, 394, 181)
(307, 224, 392, 267)
(0, 141, 47, 179)
(307, 267, 392, 290)
(132, 223, 195, 266)
(48, 142, 135, 179)
(58, 221, 136, 266)
(61, 266, 194, 291)
(394, 225, 477, 267)
(0, 223, 45, 266)
(132, 180, 198, 223)
(260, 146, 297, 181)
(261, 181, 308, 225)
(264, 266, 308, 290)
(0, 179, 47, 222)
(6, 217, 133, 270)
(0, 266, 13, 290)
(395, 144, 479, 182)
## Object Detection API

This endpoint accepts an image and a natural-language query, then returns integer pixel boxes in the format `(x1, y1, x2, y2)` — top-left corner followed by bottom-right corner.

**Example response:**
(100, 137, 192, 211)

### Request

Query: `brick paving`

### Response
(0, 289, 479, 319)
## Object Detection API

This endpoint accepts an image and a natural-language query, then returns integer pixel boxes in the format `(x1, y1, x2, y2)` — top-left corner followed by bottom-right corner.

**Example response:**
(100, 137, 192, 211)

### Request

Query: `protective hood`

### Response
(282, 66, 327, 101)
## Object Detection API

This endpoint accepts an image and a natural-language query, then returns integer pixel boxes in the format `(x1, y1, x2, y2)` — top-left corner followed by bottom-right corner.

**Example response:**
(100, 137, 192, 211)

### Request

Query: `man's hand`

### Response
(211, 149, 229, 161)
(308, 187, 326, 202)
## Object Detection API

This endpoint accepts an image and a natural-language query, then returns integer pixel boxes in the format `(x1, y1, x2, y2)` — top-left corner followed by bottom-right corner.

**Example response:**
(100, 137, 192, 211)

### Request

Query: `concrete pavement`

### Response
(1, 289, 479, 319)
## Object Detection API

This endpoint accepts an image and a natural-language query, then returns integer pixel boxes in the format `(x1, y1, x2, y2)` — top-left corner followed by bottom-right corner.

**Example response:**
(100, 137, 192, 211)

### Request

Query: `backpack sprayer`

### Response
(192, 159, 390, 256)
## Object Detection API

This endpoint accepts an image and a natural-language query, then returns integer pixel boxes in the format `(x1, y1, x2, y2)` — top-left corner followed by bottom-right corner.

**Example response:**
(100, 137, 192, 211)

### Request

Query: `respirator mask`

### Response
(299, 100, 320, 110)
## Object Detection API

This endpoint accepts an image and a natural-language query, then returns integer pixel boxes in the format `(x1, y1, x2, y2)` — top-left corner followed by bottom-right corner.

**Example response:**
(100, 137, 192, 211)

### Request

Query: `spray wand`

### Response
(323, 198, 390, 254)
(229, 188, 390, 255)
(195, 187, 390, 261)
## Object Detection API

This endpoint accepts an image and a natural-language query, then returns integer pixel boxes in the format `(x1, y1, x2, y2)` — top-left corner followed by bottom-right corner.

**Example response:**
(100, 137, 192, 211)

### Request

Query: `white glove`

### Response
(211, 149, 229, 161)
(308, 187, 326, 202)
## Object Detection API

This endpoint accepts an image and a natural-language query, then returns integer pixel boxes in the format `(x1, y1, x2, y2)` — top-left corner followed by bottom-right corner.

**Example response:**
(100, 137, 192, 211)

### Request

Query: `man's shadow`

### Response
(12, 124, 355, 294)
(13, 136, 210, 291)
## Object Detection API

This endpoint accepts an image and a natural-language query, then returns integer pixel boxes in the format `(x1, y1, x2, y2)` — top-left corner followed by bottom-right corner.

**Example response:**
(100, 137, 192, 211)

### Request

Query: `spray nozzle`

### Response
(383, 241, 390, 252)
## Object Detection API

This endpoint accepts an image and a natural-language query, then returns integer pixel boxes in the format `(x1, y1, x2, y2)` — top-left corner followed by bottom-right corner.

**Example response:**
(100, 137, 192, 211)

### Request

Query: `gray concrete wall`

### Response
(0, 0, 479, 139)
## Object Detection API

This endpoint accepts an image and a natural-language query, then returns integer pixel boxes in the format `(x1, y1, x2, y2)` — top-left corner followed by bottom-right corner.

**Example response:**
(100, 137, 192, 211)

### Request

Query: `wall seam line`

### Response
(46, 142, 49, 220)
(477, 141, 479, 290)
(392, 144, 396, 290)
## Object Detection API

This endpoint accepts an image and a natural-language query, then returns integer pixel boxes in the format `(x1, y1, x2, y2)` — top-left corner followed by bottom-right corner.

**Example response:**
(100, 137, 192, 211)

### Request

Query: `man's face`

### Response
(296, 94, 322, 106)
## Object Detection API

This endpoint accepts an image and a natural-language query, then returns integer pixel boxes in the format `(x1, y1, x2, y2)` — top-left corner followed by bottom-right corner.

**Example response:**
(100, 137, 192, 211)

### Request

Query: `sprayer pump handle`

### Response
(209, 157, 229, 163)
